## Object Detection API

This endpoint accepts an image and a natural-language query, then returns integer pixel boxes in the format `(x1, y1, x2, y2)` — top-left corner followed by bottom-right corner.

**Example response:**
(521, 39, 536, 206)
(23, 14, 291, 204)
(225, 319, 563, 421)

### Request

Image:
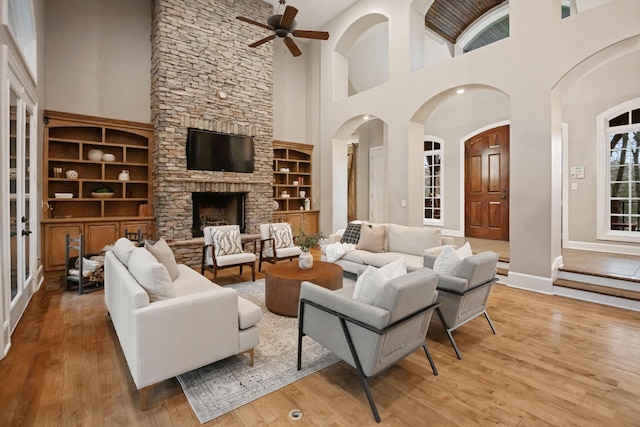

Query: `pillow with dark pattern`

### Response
(340, 222, 362, 245)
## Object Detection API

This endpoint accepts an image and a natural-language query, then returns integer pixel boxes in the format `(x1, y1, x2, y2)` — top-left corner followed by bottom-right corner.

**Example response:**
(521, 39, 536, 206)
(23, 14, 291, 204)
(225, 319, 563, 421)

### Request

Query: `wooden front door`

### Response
(465, 125, 510, 240)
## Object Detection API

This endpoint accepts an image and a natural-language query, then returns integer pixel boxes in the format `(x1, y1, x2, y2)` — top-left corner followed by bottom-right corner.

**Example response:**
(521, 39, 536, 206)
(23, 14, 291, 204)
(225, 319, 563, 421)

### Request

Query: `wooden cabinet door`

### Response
(286, 213, 303, 236)
(302, 212, 319, 235)
(85, 222, 119, 254)
(43, 224, 83, 271)
(120, 220, 152, 240)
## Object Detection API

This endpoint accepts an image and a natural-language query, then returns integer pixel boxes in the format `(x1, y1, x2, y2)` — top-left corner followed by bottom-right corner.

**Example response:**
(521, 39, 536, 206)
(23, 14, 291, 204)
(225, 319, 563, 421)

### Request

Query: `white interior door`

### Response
(369, 146, 385, 223)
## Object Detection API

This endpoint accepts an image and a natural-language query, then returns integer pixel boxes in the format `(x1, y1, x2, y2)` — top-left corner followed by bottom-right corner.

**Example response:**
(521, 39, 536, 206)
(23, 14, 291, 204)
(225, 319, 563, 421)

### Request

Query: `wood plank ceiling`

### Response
(425, 0, 505, 44)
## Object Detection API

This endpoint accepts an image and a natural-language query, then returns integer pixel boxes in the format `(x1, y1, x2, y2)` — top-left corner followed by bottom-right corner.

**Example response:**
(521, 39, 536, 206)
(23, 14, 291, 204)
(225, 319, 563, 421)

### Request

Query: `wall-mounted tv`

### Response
(186, 128, 254, 173)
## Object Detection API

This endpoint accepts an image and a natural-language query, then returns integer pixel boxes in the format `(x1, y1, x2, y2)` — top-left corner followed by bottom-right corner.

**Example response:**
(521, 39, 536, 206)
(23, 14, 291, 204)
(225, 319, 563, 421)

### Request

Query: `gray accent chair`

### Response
(423, 251, 499, 360)
(297, 268, 440, 423)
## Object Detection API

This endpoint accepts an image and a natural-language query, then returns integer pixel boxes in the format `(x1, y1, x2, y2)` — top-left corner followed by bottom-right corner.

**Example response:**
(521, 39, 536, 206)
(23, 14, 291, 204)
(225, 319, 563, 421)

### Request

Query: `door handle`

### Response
(22, 229, 32, 236)
(501, 189, 508, 199)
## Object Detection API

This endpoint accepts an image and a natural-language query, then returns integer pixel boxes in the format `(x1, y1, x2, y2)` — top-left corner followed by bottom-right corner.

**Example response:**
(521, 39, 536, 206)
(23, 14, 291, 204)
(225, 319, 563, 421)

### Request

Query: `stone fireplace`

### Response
(150, 0, 275, 253)
(192, 192, 246, 237)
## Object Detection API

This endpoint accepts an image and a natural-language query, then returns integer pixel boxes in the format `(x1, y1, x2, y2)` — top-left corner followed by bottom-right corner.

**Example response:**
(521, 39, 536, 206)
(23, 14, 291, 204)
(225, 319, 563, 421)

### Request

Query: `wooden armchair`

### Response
(202, 225, 256, 281)
(258, 223, 302, 271)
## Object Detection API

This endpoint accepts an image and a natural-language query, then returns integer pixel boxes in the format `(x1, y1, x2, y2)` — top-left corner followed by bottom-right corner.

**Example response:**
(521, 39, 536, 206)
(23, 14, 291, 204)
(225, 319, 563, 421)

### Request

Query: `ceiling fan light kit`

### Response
(236, 0, 329, 57)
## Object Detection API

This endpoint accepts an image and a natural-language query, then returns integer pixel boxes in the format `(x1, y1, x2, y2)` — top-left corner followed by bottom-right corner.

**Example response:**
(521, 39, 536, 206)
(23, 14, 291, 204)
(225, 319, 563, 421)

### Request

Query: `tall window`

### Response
(598, 101, 640, 241)
(424, 138, 443, 225)
(7, 0, 37, 78)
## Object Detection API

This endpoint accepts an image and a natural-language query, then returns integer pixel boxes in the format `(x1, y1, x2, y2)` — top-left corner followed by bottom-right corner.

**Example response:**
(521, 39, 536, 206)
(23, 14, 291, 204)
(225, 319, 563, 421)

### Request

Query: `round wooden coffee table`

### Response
(264, 260, 343, 317)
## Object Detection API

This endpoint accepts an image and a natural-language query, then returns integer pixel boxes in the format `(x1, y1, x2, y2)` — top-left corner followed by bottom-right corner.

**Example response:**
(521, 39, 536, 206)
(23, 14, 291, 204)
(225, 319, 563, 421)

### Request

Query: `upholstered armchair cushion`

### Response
(262, 245, 301, 259)
(270, 223, 294, 248)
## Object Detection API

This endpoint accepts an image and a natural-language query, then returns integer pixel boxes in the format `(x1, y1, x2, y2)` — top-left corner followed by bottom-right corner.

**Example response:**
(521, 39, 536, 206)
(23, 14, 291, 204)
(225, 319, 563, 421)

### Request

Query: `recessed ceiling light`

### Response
(456, 88, 465, 94)
(363, 115, 370, 120)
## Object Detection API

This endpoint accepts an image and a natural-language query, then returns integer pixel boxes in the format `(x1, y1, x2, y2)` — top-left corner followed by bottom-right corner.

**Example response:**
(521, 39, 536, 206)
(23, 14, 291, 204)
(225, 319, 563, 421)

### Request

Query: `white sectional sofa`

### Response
(321, 222, 455, 274)
(104, 238, 262, 409)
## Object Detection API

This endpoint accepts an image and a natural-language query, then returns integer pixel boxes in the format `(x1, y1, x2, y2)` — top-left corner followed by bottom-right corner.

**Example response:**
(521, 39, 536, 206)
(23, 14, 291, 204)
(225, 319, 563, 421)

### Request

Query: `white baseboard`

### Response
(507, 271, 554, 295)
(442, 228, 464, 238)
(564, 239, 640, 256)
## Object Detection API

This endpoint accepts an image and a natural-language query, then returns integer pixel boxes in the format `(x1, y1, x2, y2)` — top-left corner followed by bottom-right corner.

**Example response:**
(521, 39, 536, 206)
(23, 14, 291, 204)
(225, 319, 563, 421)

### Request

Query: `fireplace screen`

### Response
(192, 192, 246, 237)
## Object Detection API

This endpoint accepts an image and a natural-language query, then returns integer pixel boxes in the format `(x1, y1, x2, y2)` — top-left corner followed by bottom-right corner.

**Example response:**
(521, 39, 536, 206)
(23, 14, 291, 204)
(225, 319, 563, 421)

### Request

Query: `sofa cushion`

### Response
(145, 238, 180, 281)
(237, 297, 263, 330)
(113, 237, 136, 266)
(172, 265, 216, 296)
(128, 247, 175, 302)
(352, 257, 407, 305)
(211, 226, 243, 256)
(388, 224, 441, 256)
(341, 222, 362, 244)
(357, 223, 386, 253)
(270, 223, 294, 249)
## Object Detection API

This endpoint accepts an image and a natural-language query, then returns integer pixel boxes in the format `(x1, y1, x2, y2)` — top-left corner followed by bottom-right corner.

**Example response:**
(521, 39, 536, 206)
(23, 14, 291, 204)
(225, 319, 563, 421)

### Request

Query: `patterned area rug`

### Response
(177, 279, 341, 424)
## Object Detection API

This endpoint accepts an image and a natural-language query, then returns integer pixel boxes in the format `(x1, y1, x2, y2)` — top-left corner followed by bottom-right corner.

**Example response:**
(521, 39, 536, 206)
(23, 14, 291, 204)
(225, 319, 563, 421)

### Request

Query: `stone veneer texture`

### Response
(151, 0, 274, 242)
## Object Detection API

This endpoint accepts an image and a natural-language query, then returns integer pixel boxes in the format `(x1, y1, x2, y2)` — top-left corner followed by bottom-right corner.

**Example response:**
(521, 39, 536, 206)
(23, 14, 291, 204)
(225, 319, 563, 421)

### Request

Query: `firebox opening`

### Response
(192, 192, 246, 237)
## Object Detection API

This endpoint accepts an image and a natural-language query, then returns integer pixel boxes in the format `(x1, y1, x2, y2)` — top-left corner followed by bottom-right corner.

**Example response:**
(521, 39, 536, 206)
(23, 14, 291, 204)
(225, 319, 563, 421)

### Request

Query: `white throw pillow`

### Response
(128, 247, 175, 302)
(145, 238, 180, 281)
(211, 226, 243, 256)
(456, 242, 473, 258)
(352, 258, 407, 305)
(433, 243, 473, 276)
(112, 237, 136, 267)
(270, 223, 294, 249)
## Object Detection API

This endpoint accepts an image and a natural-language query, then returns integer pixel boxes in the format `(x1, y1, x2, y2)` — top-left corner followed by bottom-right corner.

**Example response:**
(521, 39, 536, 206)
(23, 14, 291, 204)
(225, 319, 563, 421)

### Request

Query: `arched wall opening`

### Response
(328, 115, 388, 230)
(554, 35, 640, 254)
(333, 13, 389, 102)
(412, 85, 511, 234)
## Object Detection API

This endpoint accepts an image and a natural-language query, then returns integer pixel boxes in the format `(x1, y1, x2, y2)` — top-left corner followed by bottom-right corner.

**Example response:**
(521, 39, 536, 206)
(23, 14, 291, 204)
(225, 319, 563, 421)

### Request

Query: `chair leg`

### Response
(339, 318, 381, 423)
(239, 265, 243, 276)
(484, 310, 497, 334)
(250, 263, 255, 281)
(422, 343, 438, 376)
(297, 301, 306, 370)
(436, 307, 462, 360)
(243, 348, 255, 366)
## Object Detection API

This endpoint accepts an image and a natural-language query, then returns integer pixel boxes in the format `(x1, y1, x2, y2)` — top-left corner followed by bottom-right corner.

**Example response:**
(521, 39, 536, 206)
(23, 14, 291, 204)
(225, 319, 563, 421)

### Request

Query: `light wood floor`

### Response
(2, 252, 640, 426)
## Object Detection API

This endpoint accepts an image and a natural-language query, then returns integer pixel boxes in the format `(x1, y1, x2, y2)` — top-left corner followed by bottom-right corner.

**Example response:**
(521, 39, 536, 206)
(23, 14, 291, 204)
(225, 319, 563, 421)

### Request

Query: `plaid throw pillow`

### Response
(270, 223, 294, 249)
(211, 226, 243, 257)
(340, 222, 362, 244)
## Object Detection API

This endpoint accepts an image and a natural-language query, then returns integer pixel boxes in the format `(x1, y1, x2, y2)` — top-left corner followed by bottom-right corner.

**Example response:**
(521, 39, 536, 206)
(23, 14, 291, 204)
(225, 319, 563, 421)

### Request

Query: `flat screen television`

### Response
(186, 128, 254, 173)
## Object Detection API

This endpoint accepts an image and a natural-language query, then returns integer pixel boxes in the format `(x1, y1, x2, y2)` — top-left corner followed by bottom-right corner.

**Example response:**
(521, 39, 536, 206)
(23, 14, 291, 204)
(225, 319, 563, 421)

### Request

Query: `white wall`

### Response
(347, 22, 388, 94)
(297, 0, 640, 292)
(45, 0, 151, 122)
(273, 41, 307, 142)
(562, 51, 640, 246)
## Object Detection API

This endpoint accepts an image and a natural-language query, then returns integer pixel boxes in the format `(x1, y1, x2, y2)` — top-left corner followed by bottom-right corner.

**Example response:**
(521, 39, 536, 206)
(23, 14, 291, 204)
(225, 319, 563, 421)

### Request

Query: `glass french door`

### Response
(8, 83, 36, 329)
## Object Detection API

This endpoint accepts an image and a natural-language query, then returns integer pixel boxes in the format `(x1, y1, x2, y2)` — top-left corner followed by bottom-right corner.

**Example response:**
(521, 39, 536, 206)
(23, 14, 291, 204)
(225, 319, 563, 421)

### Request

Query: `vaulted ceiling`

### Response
(425, 0, 505, 44)
(262, 0, 507, 46)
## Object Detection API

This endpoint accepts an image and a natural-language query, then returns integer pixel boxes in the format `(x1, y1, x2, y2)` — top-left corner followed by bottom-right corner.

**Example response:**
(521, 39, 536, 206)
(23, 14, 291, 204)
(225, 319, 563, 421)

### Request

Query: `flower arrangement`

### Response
(296, 231, 325, 252)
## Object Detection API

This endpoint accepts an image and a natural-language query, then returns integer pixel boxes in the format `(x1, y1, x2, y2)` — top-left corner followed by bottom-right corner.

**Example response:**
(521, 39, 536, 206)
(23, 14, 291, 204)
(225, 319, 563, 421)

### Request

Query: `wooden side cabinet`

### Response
(272, 141, 319, 236)
(43, 224, 83, 271)
(42, 111, 155, 272)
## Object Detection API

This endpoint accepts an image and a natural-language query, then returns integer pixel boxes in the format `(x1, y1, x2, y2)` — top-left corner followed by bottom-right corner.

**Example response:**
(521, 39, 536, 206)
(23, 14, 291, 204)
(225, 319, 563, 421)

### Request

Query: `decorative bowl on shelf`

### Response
(91, 192, 115, 198)
(273, 200, 279, 210)
(87, 149, 104, 161)
(102, 153, 116, 162)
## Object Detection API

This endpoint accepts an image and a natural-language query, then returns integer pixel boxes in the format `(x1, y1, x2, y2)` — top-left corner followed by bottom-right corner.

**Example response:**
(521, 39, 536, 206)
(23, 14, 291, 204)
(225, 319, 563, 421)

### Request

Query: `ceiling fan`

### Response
(236, 0, 330, 57)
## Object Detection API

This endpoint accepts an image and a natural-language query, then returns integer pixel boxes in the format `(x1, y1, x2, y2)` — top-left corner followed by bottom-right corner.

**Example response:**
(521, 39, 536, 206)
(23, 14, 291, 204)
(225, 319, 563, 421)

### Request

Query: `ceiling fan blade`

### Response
(280, 6, 298, 29)
(236, 16, 273, 31)
(292, 30, 330, 40)
(249, 34, 276, 47)
(249, 34, 276, 48)
(284, 37, 302, 57)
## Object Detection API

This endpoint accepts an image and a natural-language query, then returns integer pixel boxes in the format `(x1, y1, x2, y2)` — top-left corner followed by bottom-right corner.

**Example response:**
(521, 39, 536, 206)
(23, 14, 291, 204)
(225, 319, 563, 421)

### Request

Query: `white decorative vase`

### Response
(299, 250, 313, 270)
